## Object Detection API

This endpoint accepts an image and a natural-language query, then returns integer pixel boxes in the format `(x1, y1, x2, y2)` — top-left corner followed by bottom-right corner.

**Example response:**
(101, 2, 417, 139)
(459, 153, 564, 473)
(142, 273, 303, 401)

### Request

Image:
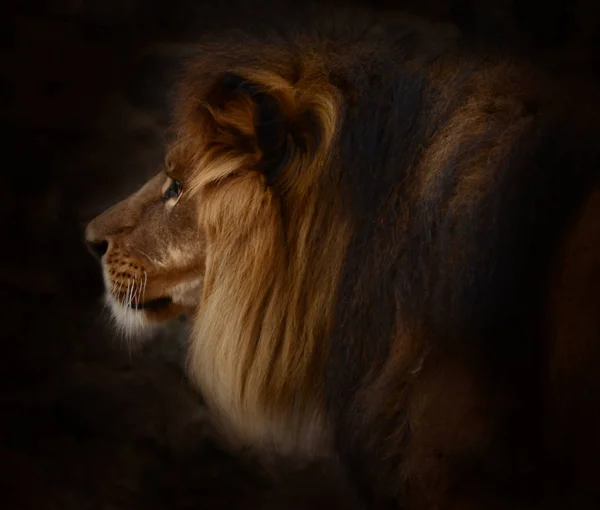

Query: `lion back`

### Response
(321, 36, 600, 509)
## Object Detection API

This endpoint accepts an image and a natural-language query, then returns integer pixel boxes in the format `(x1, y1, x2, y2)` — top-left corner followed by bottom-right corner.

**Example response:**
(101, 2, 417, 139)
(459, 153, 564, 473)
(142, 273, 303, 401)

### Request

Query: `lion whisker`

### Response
(115, 279, 124, 306)
(135, 273, 142, 304)
(142, 270, 147, 307)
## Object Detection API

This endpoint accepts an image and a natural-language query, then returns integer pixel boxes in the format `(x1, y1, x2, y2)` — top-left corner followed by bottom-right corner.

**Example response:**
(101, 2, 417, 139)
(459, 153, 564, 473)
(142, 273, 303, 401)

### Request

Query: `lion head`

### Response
(85, 32, 353, 457)
(85, 169, 206, 337)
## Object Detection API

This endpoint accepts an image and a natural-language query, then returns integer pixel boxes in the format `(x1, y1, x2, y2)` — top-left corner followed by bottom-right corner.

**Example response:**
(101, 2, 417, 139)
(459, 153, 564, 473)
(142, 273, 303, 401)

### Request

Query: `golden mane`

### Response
(170, 47, 347, 456)
(154, 21, 600, 509)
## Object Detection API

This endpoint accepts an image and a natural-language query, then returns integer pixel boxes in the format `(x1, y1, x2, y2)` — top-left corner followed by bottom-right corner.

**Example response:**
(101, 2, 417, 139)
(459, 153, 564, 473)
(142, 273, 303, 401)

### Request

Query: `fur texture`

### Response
(86, 18, 600, 509)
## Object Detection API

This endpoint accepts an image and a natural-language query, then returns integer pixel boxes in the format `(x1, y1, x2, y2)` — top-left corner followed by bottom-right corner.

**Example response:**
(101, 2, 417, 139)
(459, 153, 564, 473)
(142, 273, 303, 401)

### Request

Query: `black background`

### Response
(2, 1, 599, 508)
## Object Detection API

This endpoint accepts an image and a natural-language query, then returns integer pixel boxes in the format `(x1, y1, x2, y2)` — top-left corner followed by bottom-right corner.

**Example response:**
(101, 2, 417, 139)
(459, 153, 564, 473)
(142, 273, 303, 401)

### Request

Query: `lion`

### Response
(85, 18, 600, 510)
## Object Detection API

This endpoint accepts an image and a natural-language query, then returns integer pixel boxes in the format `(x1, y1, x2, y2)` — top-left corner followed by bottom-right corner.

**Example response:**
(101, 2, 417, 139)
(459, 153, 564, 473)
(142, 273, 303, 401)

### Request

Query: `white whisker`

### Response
(125, 282, 134, 335)
(130, 280, 135, 306)
(102, 265, 155, 346)
(135, 272, 143, 307)
(116, 279, 124, 306)
(142, 270, 148, 306)
(127, 280, 135, 357)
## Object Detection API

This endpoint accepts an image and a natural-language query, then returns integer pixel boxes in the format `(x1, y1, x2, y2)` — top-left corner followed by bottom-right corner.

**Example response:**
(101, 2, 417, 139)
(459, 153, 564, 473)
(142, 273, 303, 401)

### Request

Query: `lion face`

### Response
(85, 169, 205, 337)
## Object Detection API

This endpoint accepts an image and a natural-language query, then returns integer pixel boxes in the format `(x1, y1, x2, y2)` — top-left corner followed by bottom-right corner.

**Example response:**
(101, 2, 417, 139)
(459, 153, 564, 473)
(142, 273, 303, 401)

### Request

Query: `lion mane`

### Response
(129, 20, 600, 509)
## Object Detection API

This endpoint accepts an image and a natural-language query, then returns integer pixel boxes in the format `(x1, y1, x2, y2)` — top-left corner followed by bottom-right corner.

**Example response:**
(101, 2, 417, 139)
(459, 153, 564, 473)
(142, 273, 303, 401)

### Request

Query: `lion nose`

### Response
(85, 217, 111, 260)
(86, 239, 109, 259)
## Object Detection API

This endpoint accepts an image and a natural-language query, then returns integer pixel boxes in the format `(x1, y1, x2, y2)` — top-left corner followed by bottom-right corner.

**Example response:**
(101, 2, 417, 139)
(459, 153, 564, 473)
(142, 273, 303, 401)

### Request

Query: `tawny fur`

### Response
(86, 18, 600, 509)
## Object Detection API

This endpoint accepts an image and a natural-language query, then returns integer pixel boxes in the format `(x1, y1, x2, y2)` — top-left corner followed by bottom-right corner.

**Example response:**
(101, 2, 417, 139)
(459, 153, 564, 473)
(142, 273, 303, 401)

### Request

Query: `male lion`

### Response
(86, 19, 600, 510)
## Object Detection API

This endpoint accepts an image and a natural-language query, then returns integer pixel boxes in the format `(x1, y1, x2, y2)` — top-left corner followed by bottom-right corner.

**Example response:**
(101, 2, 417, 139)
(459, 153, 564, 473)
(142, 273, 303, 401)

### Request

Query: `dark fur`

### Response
(311, 30, 600, 510)
(174, 19, 600, 509)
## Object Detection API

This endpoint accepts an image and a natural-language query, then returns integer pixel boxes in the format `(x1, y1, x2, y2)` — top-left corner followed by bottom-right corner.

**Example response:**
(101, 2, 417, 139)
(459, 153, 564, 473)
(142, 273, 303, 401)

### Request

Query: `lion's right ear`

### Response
(203, 71, 290, 180)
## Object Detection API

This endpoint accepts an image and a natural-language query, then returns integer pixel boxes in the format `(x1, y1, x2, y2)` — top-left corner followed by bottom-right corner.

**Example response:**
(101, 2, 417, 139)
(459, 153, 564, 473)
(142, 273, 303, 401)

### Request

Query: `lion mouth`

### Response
(130, 296, 173, 311)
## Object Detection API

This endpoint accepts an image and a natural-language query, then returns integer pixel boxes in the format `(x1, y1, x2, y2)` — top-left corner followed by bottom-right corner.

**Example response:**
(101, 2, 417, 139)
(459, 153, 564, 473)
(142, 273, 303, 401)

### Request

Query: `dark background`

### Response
(2, 1, 599, 509)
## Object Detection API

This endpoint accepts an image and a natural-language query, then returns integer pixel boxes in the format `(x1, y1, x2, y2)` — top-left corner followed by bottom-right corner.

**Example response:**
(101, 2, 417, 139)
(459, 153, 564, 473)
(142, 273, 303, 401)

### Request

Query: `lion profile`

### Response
(86, 17, 600, 509)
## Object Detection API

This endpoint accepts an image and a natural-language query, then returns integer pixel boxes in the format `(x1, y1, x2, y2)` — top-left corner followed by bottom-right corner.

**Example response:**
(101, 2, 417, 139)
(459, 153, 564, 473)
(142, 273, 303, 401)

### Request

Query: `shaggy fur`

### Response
(86, 17, 600, 509)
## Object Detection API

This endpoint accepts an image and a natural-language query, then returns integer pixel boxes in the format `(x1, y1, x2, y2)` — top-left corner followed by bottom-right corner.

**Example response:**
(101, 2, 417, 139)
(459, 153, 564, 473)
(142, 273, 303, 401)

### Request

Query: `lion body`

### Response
(87, 17, 600, 509)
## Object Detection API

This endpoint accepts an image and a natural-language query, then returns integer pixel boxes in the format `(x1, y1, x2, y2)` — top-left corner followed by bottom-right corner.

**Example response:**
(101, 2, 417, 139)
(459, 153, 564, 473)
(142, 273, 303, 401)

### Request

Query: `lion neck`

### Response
(188, 172, 349, 457)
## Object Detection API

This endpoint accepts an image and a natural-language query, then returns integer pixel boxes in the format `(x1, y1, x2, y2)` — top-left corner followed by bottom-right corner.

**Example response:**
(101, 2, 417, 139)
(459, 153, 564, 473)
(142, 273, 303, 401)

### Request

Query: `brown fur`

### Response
(86, 171, 206, 334)
(86, 17, 600, 509)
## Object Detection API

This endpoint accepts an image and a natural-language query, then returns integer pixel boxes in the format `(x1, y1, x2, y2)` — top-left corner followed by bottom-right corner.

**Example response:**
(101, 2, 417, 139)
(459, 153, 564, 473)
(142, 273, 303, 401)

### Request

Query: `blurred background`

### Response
(1, 1, 599, 508)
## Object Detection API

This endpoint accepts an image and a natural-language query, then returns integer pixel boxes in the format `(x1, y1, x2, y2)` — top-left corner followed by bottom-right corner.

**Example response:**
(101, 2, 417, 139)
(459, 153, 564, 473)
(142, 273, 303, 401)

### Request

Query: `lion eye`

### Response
(163, 179, 183, 201)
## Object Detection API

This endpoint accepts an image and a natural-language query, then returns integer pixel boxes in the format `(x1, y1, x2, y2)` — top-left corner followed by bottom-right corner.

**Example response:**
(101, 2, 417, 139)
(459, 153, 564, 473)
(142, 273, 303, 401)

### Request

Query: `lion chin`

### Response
(86, 14, 600, 510)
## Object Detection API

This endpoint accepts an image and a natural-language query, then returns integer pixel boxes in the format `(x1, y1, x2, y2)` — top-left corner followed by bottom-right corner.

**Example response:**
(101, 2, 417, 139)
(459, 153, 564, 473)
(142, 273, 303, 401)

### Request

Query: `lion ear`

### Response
(205, 71, 289, 180)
